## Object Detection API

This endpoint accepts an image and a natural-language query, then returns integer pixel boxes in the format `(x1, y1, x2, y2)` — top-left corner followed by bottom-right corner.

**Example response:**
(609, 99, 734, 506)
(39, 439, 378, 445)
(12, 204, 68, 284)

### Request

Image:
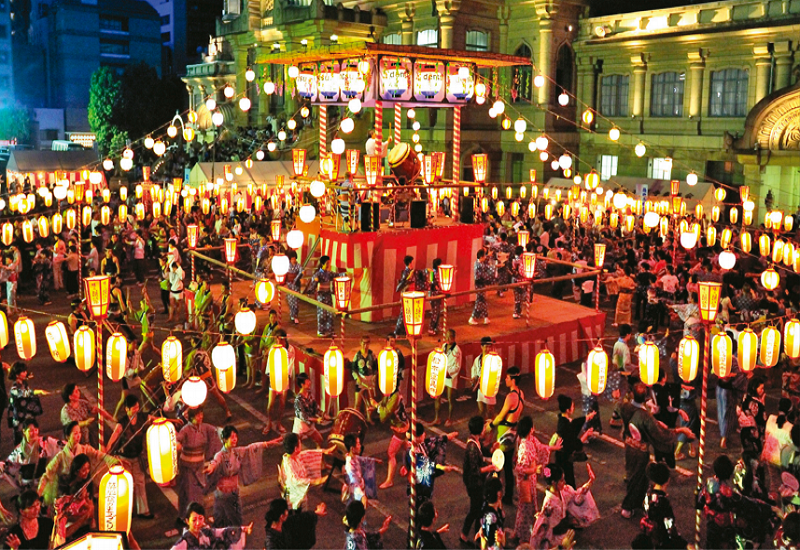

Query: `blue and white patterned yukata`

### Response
(394, 266, 414, 334)
(471, 259, 494, 321)
(286, 261, 302, 321)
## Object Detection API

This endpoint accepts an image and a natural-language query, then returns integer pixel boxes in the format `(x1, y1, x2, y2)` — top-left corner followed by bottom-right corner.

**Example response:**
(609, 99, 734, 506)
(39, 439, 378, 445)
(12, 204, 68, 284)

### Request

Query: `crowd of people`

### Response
(0, 175, 800, 550)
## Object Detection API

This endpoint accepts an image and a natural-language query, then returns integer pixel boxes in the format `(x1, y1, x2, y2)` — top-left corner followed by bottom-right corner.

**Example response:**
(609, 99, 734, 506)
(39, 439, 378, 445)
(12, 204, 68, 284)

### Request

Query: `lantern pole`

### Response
(409, 333, 418, 548)
(77, 207, 83, 299)
(594, 271, 600, 312)
(695, 320, 711, 549)
(191, 253, 196, 283)
(442, 297, 447, 336)
(96, 319, 104, 450)
(452, 106, 461, 220)
(340, 314, 345, 349)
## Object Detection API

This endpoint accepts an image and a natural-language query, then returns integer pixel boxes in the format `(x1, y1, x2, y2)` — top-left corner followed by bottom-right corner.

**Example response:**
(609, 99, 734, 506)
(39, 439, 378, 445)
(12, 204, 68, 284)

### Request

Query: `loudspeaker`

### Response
(360, 202, 380, 232)
(459, 197, 474, 224)
(410, 201, 426, 228)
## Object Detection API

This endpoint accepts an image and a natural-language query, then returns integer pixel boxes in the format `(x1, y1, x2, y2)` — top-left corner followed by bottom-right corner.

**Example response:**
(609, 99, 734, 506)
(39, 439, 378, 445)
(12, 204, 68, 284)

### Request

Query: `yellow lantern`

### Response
(481, 351, 504, 399)
(610, 212, 619, 228)
(730, 207, 739, 224)
(720, 228, 732, 249)
(234, 307, 257, 335)
(161, 336, 182, 383)
(741, 231, 752, 253)
(106, 333, 127, 382)
(21, 220, 34, 243)
(0, 310, 8, 349)
(182, 376, 207, 408)
(714, 187, 726, 201)
(698, 282, 722, 322)
(323, 345, 345, 397)
(212, 341, 236, 393)
(761, 268, 780, 291)
(773, 239, 785, 263)
(14, 316, 36, 360)
(52, 213, 63, 234)
(625, 215, 635, 233)
(401, 291, 425, 337)
(118, 204, 128, 222)
(101, 205, 111, 225)
(37, 216, 49, 239)
(146, 417, 177, 486)
(677, 336, 699, 383)
(268, 344, 289, 393)
(82, 205, 92, 226)
(134, 202, 145, 220)
(785, 319, 800, 359)
(99, 465, 134, 533)
(378, 346, 399, 395)
(695, 204, 703, 219)
(586, 346, 608, 395)
(706, 226, 717, 247)
(255, 279, 275, 304)
(743, 210, 753, 225)
(785, 243, 796, 267)
(333, 277, 352, 310)
(712, 333, 733, 378)
(425, 348, 447, 398)
(638, 341, 659, 386)
(760, 326, 781, 367)
(224, 238, 237, 264)
(535, 349, 555, 399)
(74, 326, 95, 372)
(785, 216, 794, 232)
(65, 208, 76, 229)
(759, 234, 771, 257)
(201, 198, 210, 215)
(738, 329, 758, 372)
(44, 321, 70, 363)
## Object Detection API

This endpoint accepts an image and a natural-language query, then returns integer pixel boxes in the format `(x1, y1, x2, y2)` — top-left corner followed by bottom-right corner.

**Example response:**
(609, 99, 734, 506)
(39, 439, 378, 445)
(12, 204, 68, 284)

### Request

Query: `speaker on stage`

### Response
(459, 197, 474, 224)
(410, 201, 426, 228)
(360, 202, 380, 232)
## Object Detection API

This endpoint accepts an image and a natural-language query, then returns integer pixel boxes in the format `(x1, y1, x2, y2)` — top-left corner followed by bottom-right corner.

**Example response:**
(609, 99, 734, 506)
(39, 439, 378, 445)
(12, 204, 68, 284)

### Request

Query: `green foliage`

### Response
(0, 106, 31, 142)
(88, 67, 125, 156)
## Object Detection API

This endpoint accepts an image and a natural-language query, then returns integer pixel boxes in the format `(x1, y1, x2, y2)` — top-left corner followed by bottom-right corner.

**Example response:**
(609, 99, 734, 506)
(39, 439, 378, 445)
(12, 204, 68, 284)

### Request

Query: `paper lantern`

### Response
(773, 239, 785, 263)
(706, 226, 717, 247)
(586, 346, 608, 395)
(234, 307, 256, 335)
(378, 347, 399, 395)
(182, 376, 207, 408)
(118, 204, 128, 222)
(323, 345, 345, 397)
(161, 336, 182, 383)
(333, 277, 352, 310)
(638, 341, 659, 386)
(213, 342, 236, 393)
(481, 352, 503, 399)
(364, 155, 380, 186)
(759, 234, 771, 257)
(271, 255, 289, 283)
(52, 213, 63, 234)
(786, 216, 794, 232)
(186, 225, 198, 249)
(224, 238, 237, 263)
(643, 211, 660, 229)
(84, 276, 111, 319)
(437, 264, 454, 292)
(472, 153, 488, 183)
(677, 336, 699, 383)
(517, 231, 530, 249)
(0, 310, 8, 349)
(135, 203, 145, 220)
(21, 220, 33, 243)
(37, 216, 49, 239)
(680, 231, 698, 249)
(106, 333, 127, 382)
(760, 326, 781, 368)
(719, 250, 736, 270)
(534, 350, 554, 399)
(712, 333, 733, 378)
(785, 319, 800, 359)
(720, 228, 732, 249)
(785, 242, 796, 267)
(740, 231, 751, 253)
(299, 204, 316, 223)
(401, 291, 425, 337)
(761, 268, 780, 291)
(74, 326, 95, 372)
(255, 279, 275, 304)
(268, 344, 289, 393)
(286, 229, 304, 250)
(425, 348, 447, 398)
(14, 317, 36, 360)
(346, 150, 360, 175)
(99, 465, 134, 533)
(292, 149, 307, 178)
(45, 321, 70, 363)
(146, 418, 177, 486)
(698, 282, 721, 322)
(737, 329, 758, 372)
(81, 205, 92, 227)
(270, 219, 282, 242)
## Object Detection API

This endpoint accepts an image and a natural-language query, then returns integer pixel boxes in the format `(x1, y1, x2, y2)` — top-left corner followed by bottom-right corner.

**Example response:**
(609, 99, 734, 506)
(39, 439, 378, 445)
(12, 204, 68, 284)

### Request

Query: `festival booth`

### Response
(6, 150, 104, 188)
(186, 159, 320, 189)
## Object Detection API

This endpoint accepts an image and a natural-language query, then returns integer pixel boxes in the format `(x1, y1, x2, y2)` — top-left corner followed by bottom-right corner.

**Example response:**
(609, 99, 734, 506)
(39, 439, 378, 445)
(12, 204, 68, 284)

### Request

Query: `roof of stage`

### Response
(259, 42, 532, 68)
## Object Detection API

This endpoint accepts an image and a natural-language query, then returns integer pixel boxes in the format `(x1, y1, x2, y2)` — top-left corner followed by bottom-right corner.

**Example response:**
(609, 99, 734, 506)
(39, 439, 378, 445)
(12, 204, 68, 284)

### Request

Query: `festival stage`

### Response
(284, 293, 606, 408)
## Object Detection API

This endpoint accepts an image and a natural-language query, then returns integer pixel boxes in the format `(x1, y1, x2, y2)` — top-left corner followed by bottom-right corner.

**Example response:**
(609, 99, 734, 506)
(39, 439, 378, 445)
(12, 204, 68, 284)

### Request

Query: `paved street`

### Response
(0, 274, 786, 549)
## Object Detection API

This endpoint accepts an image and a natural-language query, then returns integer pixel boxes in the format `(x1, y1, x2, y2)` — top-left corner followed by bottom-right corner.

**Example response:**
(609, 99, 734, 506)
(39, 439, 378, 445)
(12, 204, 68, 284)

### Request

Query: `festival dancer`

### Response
(293, 372, 324, 448)
(352, 336, 378, 423)
(285, 250, 302, 324)
(306, 255, 341, 337)
(263, 329, 295, 435)
(394, 255, 415, 336)
(175, 408, 221, 522)
(470, 336, 496, 419)
(468, 249, 493, 325)
(489, 366, 525, 504)
(428, 258, 443, 336)
(511, 245, 526, 319)
(170, 502, 251, 550)
(432, 329, 462, 426)
(378, 386, 410, 490)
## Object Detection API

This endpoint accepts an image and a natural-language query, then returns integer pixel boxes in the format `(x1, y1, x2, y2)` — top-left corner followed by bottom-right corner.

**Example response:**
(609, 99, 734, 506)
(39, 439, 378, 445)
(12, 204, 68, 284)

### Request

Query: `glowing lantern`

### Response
(346, 150, 360, 175)
(677, 335, 699, 383)
(773, 239, 785, 263)
(786, 216, 794, 232)
(333, 277, 352, 310)
(74, 326, 95, 372)
(21, 220, 34, 243)
(719, 250, 736, 270)
(186, 225, 198, 249)
(135, 203, 145, 220)
(695, 204, 703, 218)
(737, 329, 757, 372)
(759, 234, 771, 257)
(643, 211, 660, 229)
(760, 326, 781, 367)
(477, 351, 503, 400)
(235, 307, 257, 335)
(761, 268, 780, 291)
(161, 336, 182, 383)
(435, 264, 454, 294)
(720, 228, 732, 249)
(472, 153, 488, 183)
(697, 282, 721, 323)
(743, 210, 753, 226)
(84, 276, 111, 319)
(212, 342, 236, 393)
(106, 333, 127, 382)
(292, 149, 307, 178)
(784, 242, 795, 267)
(517, 231, 530, 249)
(0, 311, 7, 349)
(146, 418, 177, 486)
(224, 238, 237, 263)
(785, 319, 800, 359)
(364, 156, 380, 186)
(118, 204, 128, 222)
(14, 317, 36, 360)
(378, 347, 399, 395)
(585, 171, 600, 190)
(267, 344, 289, 393)
(730, 207, 739, 224)
(182, 376, 207, 408)
(741, 232, 752, 253)
(37, 216, 49, 239)
(82, 205, 92, 226)
(714, 187, 726, 202)
(401, 291, 425, 337)
(45, 321, 70, 363)
(52, 213, 63, 234)
(323, 345, 345, 397)
(680, 230, 698, 249)
(426, 348, 447, 398)
(710, 332, 733, 378)
(534, 349, 555, 399)
(270, 219, 282, 242)
(638, 341, 659, 386)
(99, 465, 134, 533)
(706, 226, 717, 247)
(586, 346, 608, 395)
(299, 205, 316, 223)
(255, 279, 275, 304)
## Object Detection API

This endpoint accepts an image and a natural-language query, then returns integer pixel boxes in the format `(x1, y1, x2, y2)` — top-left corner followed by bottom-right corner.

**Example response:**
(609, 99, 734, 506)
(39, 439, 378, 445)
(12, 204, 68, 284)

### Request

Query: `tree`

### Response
(0, 106, 31, 142)
(117, 62, 186, 141)
(88, 67, 128, 156)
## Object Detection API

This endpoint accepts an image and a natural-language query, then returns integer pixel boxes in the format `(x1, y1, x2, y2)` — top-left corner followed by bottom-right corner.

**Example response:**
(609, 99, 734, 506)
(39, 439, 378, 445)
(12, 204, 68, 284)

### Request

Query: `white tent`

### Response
(545, 175, 716, 209)
(187, 160, 321, 188)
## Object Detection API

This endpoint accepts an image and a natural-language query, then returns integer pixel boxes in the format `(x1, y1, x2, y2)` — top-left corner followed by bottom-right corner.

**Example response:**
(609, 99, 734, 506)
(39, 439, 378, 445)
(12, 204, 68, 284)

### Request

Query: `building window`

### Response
(512, 44, 532, 102)
(100, 40, 130, 56)
(99, 16, 128, 32)
(650, 72, 685, 117)
(709, 68, 748, 117)
(161, 14, 170, 26)
(465, 30, 488, 52)
(161, 32, 171, 43)
(416, 29, 438, 48)
(599, 155, 618, 181)
(600, 74, 629, 117)
(382, 33, 401, 45)
(555, 44, 574, 98)
(649, 157, 673, 180)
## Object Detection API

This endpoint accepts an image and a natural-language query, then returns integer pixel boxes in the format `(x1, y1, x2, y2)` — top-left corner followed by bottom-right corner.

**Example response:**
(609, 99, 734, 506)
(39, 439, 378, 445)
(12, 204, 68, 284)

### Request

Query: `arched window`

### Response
(382, 33, 401, 45)
(512, 44, 532, 103)
(555, 44, 574, 99)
